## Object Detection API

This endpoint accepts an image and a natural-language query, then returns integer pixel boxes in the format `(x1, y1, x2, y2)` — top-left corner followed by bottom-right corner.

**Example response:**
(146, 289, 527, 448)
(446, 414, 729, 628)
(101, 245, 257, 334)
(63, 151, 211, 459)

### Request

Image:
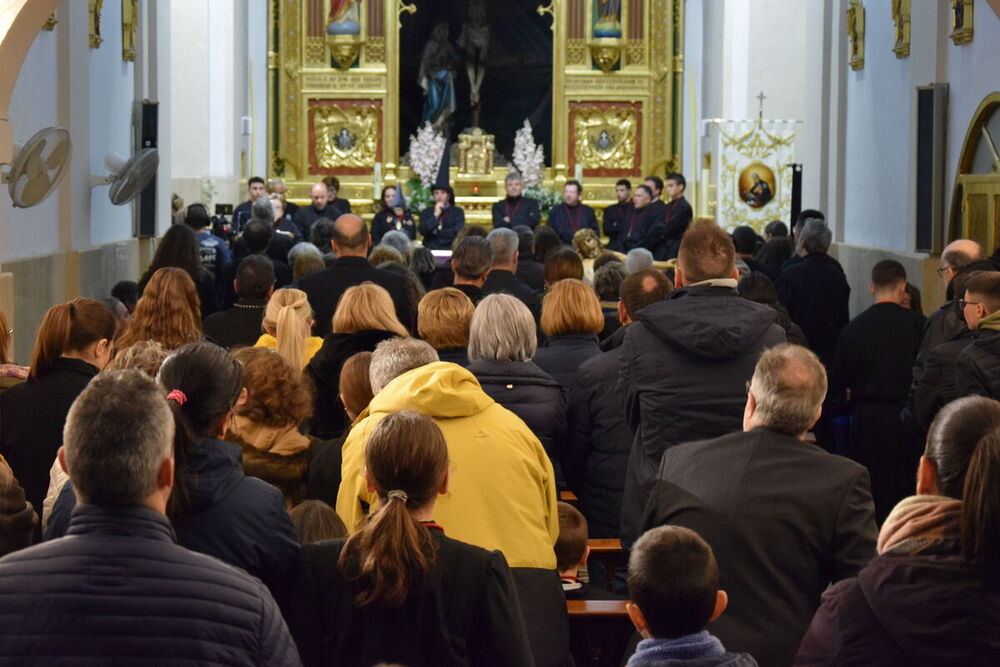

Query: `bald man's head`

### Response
(941, 239, 985, 285)
(332, 214, 370, 255)
(310, 182, 329, 210)
(619, 269, 673, 322)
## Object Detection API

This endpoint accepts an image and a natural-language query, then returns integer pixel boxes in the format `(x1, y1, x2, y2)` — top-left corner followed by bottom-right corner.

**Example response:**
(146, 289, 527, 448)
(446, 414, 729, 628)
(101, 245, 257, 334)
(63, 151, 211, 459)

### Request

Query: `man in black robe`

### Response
(294, 182, 343, 239)
(661, 172, 693, 260)
(601, 179, 632, 251)
(547, 180, 598, 245)
(418, 186, 465, 250)
(621, 185, 664, 255)
(832, 260, 924, 522)
(233, 176, 266, 232)
(492, 172, 540, 230)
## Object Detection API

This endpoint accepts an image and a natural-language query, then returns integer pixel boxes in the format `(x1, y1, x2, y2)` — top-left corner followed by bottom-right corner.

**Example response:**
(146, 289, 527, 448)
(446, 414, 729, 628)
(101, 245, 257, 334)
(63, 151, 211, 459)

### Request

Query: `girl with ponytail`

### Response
(798, 395, 1000, 664)
(46, 342, 298, 606)
(289, 410, 532, 667)
(255, 288, 322, 369)
(0, 299, 115, 529)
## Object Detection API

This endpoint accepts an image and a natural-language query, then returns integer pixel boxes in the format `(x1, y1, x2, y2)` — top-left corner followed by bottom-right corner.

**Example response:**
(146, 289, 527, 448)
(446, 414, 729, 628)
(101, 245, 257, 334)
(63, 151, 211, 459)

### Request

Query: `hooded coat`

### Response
(619, 284, 786, 546)
(45, 438, 299, 605)
(336, 361, 572, 667)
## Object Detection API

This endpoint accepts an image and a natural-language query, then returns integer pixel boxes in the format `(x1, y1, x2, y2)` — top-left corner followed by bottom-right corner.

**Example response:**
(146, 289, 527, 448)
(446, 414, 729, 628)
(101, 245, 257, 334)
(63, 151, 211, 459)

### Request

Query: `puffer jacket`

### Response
(955, 325, 1000, 400)
(466, 358, 567, 464)
(565, 332, 633, 538)
(0, 505, 300, 666)
(46, 438, 300, 605)
(619, 284, 786, 546)
(336, 361, 570, 667)
(533, 333, 602, 389)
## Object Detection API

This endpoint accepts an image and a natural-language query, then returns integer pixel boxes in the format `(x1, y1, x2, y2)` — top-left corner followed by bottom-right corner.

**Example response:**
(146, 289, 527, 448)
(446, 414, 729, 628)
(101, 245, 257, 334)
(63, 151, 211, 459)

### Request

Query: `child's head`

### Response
(555, 501, 589, 574)
(627, 526, 728, 639)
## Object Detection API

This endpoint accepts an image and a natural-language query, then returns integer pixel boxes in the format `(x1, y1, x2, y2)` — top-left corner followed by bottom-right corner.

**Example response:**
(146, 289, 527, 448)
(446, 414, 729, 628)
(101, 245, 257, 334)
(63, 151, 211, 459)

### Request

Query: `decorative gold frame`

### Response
(950, 0, 973, 45)
(89, 0, 103, 49)
(891, 0, 909, 58)
(268, 0, 683, 218)
(949, 93, 1000, 245)
(122, 0, 138, 62)
(846, 0, 864, 71)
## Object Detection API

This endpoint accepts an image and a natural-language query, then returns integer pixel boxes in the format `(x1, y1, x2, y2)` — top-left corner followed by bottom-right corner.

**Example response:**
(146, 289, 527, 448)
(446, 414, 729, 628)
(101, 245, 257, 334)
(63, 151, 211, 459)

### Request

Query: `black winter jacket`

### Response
(912, 329, 981, 432)
(46, 438, 299, 605)
(306, 329, 398, 439)
(796, 543, 1000, 666)
(466, 358, 567, 464)
(0, 505, 300, 666)
(0, 357, 98, 525)
(955, 328, 1000, 400)
(619, 285, 786, 546)
(533, 333, 602, 389)
(776, 253, 850, 367)
(565, 331, 633, 537)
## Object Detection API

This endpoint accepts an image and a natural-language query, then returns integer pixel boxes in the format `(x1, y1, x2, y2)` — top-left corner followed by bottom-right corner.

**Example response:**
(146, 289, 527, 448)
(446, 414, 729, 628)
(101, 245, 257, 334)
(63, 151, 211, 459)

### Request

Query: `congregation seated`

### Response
(379, 230, 414, 264)
(47, 342, 300, 606)
(449, 235, 491, 303)
(337, 337, 572, 666)
(116, 267, 203, 351)
(514, 224, 546, 291)
(593, 260, 627, 340)
(534, 224, 562, 266)
(374, 260, 426, 331)
(626, 526, 757, 667)
(409, 245, 438, 290)
(0, 299, 115, 528)
(256, 287, 322, 369)
(0, 370, 300, 665)
(306, 282, 409, 440)
(417, 287, 474, 366)
(226, 347, 316, 506)
(291, 411, 533, 667)
(368, 243, 403, 267)
(641, 344, 876, 666)
(556, 502, 623, 602)
(797, 396, 1000, 666)
(481, 228, 541, 316)
(465, 293, 566, 467)
(534, 278, 604, 389)
(202, 254, 275, 349)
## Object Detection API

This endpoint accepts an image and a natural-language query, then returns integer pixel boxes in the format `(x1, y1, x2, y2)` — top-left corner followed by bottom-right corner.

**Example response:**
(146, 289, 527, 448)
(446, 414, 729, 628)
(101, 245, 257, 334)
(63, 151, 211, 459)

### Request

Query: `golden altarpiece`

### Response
(267, 0, 684, 223)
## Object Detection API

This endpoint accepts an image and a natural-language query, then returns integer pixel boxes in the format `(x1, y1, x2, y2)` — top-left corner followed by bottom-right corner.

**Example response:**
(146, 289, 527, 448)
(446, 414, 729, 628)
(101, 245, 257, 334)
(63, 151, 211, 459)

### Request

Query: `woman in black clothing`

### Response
(138, 223, 220, 317)
(371, 185, 416, 244)
(306, 282, 409, 439)
(0, 299, 115, 528)
(289, 410, 532, 667)
(534, 278, 604, 389)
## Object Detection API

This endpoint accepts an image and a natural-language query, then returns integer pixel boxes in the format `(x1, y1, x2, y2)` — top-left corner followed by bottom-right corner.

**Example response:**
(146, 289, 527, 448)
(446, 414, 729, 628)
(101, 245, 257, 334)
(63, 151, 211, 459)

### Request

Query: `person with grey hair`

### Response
(337, 323, 570, 666)
(466, 294, 566, 464)
(625, 247, 654, 274)
(368, 337, 440, 394)
(776, 219, 849, 370)
(450, 236, 492, 302)
(287, 240, 323, 269)
(380, 230, 413, 264)
(640, 344, 876, 667)
(0, 370, 301, 665)
(492, 171, 541, 230)
(481, 228, 542, 318)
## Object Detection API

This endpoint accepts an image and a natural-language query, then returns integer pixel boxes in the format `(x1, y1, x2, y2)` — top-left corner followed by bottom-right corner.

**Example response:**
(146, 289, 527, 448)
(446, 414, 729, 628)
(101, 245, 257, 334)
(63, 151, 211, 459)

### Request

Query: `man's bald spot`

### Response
(332, 213, 369, 251)
(311, 182, 328, 196)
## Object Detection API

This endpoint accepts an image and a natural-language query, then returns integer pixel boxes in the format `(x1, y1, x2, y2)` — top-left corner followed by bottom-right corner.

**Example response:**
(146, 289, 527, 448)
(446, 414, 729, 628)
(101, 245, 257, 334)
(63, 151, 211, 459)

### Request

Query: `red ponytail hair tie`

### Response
(166, 389, 187, 406)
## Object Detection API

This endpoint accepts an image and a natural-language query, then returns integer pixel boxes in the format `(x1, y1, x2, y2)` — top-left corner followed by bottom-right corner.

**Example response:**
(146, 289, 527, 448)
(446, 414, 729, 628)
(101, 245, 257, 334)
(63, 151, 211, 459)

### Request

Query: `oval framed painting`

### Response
(738, 162, 776, 208)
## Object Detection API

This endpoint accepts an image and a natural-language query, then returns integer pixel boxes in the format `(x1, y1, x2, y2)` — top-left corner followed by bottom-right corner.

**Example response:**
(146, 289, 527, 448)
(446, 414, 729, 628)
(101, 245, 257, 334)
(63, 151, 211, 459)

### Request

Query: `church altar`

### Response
(701, 113, 802, 233)
(268, 0, 684, 223)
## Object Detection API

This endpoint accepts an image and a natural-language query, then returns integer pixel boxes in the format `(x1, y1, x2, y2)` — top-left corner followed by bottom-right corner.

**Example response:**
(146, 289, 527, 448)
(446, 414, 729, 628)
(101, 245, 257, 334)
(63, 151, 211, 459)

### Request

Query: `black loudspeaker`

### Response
(916, 84, 948, 253)
(788, 163, 803, 226)
(133, 100, 158, 238)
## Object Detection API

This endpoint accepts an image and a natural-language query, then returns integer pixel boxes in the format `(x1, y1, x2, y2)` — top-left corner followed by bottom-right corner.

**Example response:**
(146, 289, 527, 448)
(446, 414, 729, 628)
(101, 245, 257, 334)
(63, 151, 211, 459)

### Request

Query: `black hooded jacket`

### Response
(619, 285, 786, 546)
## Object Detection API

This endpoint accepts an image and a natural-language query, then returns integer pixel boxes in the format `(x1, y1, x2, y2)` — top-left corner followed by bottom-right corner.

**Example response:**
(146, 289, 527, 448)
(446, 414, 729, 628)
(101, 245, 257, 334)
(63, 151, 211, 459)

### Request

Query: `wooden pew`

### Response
(567, 600, 633, 667)
(588, 538, 628, 592)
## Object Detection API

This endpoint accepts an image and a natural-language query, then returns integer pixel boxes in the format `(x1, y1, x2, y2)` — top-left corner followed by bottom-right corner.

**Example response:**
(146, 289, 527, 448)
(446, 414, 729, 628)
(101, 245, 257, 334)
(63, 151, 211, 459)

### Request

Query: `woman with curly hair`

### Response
(115, 267, 202, 351)
(256, 288, 322, 369)
(227, 347, 319, 506)
(137, 223, 220, 317)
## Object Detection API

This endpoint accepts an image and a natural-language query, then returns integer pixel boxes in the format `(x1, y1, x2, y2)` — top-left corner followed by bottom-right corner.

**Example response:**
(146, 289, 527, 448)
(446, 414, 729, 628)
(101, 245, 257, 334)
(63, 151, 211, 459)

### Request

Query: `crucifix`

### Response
(756, 91, 767, 121)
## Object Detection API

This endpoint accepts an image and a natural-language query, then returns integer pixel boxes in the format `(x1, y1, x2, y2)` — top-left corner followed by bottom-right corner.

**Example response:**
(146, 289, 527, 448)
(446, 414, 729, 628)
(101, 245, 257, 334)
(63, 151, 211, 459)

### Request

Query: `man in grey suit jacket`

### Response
(639, 344, 877, 667)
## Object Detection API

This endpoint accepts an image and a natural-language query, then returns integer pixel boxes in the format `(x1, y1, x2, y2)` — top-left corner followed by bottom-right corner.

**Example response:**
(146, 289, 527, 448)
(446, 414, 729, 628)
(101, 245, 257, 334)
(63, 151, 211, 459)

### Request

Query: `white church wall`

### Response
(1, 26, 60, 262)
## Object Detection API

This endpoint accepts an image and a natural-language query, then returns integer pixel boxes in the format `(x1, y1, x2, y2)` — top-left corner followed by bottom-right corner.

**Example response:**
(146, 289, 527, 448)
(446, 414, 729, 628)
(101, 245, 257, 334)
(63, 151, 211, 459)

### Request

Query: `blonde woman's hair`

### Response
(332, 282, 409, 337)
(468, 293, 537, 362)
(418, 288, 474, 350)
(263, 289, 313, 370)
(541, 278, 604, 336)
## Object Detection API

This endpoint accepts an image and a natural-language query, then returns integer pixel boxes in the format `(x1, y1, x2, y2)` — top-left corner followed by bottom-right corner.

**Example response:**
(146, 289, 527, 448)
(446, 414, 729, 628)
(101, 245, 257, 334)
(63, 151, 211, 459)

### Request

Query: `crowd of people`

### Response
(0, 173, 996, 666)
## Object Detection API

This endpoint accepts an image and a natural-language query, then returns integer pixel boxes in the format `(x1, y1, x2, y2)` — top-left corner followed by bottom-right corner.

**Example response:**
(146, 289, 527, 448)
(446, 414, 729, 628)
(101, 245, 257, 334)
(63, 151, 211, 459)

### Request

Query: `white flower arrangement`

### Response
(407, 122, 447, 188)
(512, 120, 545, 189)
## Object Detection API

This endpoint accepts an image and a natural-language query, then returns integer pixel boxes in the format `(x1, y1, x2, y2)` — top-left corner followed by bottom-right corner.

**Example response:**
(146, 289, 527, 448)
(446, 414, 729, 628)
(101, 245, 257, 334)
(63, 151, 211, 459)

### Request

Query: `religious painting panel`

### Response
(307, 99, 382, 175)
(846, 0, 865, 71)
(569, 102, 641, 177)
(950, 0, 973, 45)
(398, 0, 553, 163)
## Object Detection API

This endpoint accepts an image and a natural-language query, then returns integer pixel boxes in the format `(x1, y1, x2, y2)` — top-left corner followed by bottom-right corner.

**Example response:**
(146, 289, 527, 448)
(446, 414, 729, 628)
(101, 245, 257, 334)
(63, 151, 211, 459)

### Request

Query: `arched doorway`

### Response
(950, 92, 1000, 251)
